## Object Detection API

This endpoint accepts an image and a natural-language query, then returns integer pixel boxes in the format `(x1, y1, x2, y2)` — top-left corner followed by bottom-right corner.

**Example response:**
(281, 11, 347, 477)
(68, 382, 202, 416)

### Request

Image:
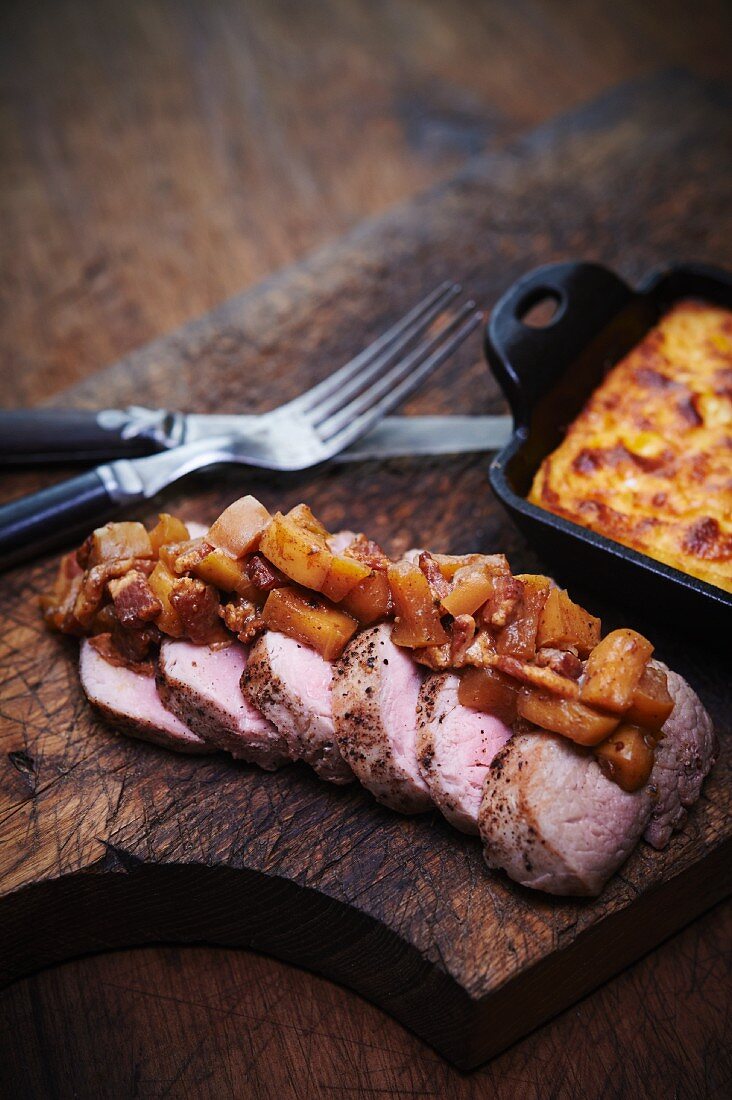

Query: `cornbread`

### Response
(529, 300, 732, 592)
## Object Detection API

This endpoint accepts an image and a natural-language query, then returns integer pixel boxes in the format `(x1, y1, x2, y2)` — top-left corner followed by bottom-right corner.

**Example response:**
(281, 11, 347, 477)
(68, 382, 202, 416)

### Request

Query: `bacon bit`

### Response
(40, 551, 85, 634)
(418, 551, 450, 598)
(483, 574, 524, 629)
(493, 654, 581, 698)
(73, 557, 156, 629)
(413, 642, 453, 670)
(170, 577, 224, 644)
(171, 538, 214, 575)
(108, 570, 162, 627)
(89, 633, 155, 677)
(450, 614, 476, 664)
(76, 535, 93, 570)
(344, 534, 390, 571)
(220, 597, 265, 644)
(246, 552, 288, 591)
(461, 630, 497, 667)
(113, 622, 161, 664)
(535, 647, 583, 679)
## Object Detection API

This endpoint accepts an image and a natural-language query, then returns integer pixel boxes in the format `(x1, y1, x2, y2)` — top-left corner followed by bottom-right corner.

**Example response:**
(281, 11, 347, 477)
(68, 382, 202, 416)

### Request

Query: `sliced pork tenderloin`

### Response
(333, 623, 431, 814)
(417, 673, 512, 833)
(243, 630, 354, 784)
(158, 639, 290, 770)
(642, 664, 718, 848)
(478, 667, 715, 896)
(79, 639, 207, 754)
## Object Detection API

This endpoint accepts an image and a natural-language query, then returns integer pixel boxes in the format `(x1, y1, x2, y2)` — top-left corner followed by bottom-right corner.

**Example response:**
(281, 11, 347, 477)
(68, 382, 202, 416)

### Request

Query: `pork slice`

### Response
(417, 673, 512, 833)
(333, 623, 431, 814)
(243, 630, 354, 784)
(643, 664, 718, 848)
(79, 639, 207, 754)
(158, 639, 290, 770)
(478, 668, 716, 896)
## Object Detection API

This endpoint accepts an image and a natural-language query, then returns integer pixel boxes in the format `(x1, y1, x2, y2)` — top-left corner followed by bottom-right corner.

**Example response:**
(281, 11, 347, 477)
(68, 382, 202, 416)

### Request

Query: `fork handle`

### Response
(0, 408, 177, 465)
(0, 470, 130, 569)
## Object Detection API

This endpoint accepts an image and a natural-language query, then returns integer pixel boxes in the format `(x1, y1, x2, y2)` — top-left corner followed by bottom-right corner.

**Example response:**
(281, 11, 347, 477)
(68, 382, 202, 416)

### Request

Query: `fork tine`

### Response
(318, 304, 482, 444)
(320, 310, 482, 455)
(287, 282, 460, 416)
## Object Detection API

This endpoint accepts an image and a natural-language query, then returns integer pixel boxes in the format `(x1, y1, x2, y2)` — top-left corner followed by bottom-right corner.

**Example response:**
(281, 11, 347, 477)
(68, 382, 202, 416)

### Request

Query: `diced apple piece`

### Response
(192, 547, 255, 596)
(260, 512, 332, 591)
(441, 563, 495, 617)
(388, 560, 450, 648)
(148, 561, 184, 637)
(286, 503, 330, 538)
(536, 588, 601, 657)
(517, 689, 619, 745)
(208, 495, 272, 558)
(340, 570, 392, 624)
(262, 587, 357, 660)
(625, 664, 674, 730)
(320, 554, 371, 603)
(148, 514, 189, 555)
(88, 522, 153, 566)
(432, 553, 510, 581)
(458, 667, 518, 724)
(594, 724, 656, 792)
(580, 629, 654, 713)
(495, 575, 550, 660)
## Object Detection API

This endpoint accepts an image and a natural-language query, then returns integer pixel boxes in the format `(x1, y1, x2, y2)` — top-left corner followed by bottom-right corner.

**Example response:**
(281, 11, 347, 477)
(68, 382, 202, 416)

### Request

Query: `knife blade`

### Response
(0, 409, 513, 464)
(333, 415, 513, 461)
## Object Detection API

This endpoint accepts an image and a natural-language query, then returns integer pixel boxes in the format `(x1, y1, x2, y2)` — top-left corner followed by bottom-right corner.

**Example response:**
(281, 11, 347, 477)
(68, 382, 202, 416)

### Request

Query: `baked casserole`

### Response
(528, 300, 732, 593)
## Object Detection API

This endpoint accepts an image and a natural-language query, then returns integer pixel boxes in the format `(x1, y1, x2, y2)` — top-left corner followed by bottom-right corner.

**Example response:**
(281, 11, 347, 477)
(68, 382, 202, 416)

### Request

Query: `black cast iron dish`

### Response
(484, 260, 732, 638)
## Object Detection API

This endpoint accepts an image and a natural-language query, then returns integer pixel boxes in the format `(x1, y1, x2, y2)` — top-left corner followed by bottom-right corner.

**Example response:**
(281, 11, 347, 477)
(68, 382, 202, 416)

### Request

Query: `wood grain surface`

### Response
(2, 902, 731, 1099)
(0, 70, 730, 1077)
(2, 2, 732, 1094)
(2, 0, 731, 406)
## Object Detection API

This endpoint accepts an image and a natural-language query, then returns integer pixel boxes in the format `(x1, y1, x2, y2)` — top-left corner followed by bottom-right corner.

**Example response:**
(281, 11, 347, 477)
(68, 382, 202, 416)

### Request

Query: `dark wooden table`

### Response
(1, 2, 730, 1096)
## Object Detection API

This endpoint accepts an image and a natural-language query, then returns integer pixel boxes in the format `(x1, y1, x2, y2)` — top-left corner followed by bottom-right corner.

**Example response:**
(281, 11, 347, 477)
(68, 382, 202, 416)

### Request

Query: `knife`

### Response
(0, 408, 513, 464)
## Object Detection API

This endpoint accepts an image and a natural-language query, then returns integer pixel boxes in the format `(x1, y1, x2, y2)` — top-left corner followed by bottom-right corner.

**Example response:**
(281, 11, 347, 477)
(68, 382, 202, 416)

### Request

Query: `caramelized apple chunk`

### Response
(208, 495, 272, 558)
(191, 547, 255, 596)
(148, 561, 184, 637)
(536, 587, 601, 657)
(260, 512, 369, 599)
(517, 689, 619, 745)
(594, 724, 656, 792)
(321, 553, 372, 603)
(625, 663, 674, 730)
(580, 629, 654, 713)
(432, 553, 509, 581)
(495, 575, 551, 660)
(86, 522, 153, 566)
(260, 512, 332, 589)
(458, 667, 518, 724)
(340, 570, 392, 624)
(148, 514, 189, 555)
(440, 561, 496, 617)
(262, 586, 358, 660)
(388, 560, 450, 648)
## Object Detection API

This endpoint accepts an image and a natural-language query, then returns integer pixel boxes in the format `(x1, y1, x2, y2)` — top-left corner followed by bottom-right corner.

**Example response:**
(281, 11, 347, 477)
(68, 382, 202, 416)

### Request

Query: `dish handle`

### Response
(485, 261, 633, 427)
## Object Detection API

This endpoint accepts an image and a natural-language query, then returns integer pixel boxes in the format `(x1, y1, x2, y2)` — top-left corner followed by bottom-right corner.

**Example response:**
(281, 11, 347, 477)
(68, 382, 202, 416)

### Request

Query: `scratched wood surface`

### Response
(1, 73, 731, 1073)
(2, 0, 731, 409)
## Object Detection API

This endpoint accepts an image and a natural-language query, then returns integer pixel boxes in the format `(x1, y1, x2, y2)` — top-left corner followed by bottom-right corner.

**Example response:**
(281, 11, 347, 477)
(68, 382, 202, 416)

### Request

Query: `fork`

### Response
(0, 284, 481, 568)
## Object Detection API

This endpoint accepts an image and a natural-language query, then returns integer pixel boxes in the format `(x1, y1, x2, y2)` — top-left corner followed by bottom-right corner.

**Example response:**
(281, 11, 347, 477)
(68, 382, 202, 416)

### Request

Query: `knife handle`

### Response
(0, 408, 180, 464)
(0, 470, 129, 569)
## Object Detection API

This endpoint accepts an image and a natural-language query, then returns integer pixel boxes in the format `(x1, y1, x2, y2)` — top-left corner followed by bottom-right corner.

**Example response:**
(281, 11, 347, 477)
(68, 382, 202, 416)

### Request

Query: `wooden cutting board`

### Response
(1, 72, 730, 1070)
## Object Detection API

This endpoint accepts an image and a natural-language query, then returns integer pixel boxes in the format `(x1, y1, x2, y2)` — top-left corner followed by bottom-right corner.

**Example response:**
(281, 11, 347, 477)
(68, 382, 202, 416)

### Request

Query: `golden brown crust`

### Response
(529, 300, 732, 592)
